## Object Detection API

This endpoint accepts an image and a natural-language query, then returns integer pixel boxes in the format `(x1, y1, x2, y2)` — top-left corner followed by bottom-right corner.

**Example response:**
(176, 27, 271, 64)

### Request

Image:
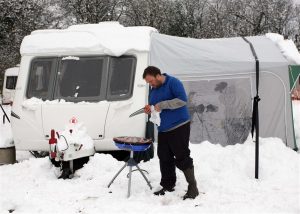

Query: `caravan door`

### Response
(41, 56, 110, 140)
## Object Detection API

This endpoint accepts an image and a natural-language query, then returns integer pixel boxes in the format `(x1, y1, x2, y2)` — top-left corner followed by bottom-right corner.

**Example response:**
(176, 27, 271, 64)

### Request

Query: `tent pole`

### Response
(0, 103, 10, 124)
(255, 101, 259, 179)
(242, 37, 261, 179)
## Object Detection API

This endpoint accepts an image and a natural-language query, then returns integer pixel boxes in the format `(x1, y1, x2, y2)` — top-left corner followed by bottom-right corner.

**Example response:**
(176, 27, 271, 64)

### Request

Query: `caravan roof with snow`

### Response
(20, 22, 157, 56)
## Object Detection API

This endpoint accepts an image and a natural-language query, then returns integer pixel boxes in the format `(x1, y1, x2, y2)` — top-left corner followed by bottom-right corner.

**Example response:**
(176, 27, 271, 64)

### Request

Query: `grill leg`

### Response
(108, 149, 152, 198)
(136, 163, 152, 190)
(108, 162, 127, 188)
(70, 160, 74, 174)
(127, 165, 133, 198)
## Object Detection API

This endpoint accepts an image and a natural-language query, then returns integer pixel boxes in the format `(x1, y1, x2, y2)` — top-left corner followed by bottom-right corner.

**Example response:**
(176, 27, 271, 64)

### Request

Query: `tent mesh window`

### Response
(184, 78, 252, 146)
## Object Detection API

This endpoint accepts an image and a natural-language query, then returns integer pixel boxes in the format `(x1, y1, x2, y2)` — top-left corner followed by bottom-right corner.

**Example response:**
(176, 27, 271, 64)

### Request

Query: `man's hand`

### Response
(144, 105, 151, 114)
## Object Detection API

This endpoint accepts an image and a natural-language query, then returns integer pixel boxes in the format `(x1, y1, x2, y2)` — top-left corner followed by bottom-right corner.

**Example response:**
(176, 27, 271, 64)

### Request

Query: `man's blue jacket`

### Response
(149, 74, 190, 132)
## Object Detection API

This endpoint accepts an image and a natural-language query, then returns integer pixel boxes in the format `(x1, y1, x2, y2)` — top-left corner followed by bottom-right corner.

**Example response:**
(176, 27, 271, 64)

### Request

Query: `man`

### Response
(143, 66, 199, 200)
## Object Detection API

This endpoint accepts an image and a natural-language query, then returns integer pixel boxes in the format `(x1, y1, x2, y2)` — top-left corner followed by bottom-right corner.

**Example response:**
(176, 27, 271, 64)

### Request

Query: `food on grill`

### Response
(113, 136, 152, 145)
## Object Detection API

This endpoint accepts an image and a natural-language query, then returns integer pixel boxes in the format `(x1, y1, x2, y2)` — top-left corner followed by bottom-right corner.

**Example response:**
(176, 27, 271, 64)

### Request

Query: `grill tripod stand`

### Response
(108, 149, 152, 198)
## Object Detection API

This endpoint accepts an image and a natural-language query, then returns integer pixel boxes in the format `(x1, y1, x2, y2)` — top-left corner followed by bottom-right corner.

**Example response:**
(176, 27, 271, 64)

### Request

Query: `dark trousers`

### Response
(157, 122, 193, 189)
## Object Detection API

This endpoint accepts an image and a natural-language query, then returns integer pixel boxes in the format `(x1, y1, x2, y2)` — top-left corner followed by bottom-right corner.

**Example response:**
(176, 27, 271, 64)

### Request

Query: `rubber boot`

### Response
(183, 166, 199, 200)
(154, 187, 175, 196)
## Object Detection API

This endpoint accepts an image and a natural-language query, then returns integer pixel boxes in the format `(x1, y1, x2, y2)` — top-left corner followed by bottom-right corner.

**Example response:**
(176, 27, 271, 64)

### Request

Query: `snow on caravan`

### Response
(11, 22, 157, 152)
(2, 66, 19, 104)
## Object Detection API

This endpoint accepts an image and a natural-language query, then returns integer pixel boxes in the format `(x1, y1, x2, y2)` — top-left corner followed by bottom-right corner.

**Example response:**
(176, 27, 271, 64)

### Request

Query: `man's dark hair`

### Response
(143, 66, 161, 79)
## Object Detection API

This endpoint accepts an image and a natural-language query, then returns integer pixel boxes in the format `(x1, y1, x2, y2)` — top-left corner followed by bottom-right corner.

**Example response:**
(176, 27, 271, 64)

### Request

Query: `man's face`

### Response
(145, 74, 162, 88)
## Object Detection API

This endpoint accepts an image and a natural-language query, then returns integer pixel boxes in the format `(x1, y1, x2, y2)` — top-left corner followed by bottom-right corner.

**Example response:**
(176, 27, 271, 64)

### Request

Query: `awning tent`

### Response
(150, 33, 297, 149)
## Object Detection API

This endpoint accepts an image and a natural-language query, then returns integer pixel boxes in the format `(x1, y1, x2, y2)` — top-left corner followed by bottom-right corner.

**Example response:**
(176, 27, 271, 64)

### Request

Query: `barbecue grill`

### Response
(108, 136, 153, 198)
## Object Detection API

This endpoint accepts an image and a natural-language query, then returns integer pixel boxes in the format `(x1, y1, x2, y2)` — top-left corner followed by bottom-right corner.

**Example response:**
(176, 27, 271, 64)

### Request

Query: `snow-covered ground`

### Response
(0, 103, 299, 213)
(0, 137, 299, 213)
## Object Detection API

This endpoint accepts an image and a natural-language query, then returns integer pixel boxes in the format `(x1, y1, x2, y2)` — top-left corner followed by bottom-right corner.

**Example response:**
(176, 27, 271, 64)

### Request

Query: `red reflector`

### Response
(50, 152, 56, 158)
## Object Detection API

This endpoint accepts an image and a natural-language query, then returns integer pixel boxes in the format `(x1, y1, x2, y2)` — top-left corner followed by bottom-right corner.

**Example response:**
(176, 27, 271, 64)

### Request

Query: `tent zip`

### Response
(242, 37, 260, 179)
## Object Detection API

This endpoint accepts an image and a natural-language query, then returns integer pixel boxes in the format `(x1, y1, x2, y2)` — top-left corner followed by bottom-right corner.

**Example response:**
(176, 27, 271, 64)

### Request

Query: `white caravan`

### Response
(11, 22, 156, 151)
(2, 66, 19, 104)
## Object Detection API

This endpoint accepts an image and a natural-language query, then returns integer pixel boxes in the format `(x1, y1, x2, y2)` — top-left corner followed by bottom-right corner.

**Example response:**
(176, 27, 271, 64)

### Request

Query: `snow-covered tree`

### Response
(60, 0, 125, 24)
(0, 0, 41, 73)
(204, 0, 233, 38)
(0, 0, 299, 83)
(166, 0, 209, 38)
(225, 0, 296, 37)
(294, 5, 300, 49)
(122, 0, 171, 34)
(267, 0, 294, 35)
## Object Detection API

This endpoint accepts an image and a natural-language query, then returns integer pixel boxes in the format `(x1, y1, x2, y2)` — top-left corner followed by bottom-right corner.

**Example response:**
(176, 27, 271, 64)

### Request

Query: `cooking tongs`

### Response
(129, 107, 145, 117)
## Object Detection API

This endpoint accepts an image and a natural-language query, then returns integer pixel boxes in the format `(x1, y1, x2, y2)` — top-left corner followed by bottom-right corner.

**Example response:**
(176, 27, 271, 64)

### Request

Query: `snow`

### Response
(0, 136, 299, 213)
(1, 104, 300, 213)
(266, 33, 300, 64)
(51, 122, 95, 162)
(4, 67, 19, 76)
(21, 97, 108, 111)
(21, 97, 44, 110)
(56, 122, 94, 151)
(20, 22, 157, 56)
(62, 56, 80, 61)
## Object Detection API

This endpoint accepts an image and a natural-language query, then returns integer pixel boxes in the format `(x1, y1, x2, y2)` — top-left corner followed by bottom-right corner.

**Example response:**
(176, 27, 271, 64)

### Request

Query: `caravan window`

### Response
(27, 58, 56, 100)
(54, 57, 107, 102)
(26, 55, 136, 102)
(107, 56, 136, 101)
(6, 76, 18, 89)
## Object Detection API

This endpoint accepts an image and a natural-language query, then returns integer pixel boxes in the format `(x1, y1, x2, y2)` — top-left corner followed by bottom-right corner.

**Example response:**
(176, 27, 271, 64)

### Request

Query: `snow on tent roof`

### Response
(266, 33, 300, 65)
(20, 22, 157, 56)
(5, 67, 19, 76)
